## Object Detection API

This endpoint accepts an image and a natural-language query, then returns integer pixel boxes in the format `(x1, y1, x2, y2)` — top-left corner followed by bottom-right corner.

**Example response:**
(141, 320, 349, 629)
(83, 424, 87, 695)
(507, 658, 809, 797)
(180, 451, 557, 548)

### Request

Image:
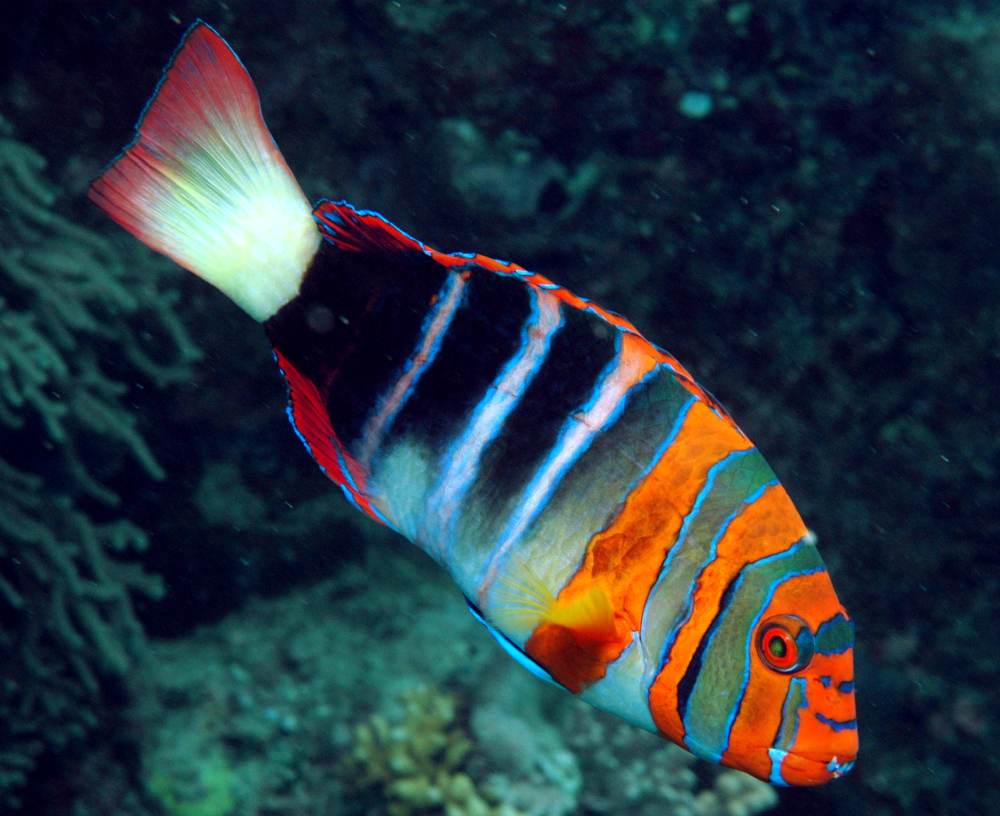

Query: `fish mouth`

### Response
(769, 747, 857, 786)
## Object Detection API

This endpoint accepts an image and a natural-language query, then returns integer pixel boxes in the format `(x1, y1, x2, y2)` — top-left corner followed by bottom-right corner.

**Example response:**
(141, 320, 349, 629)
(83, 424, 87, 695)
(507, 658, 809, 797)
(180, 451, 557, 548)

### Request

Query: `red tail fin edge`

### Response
(89, 21, 318, 322)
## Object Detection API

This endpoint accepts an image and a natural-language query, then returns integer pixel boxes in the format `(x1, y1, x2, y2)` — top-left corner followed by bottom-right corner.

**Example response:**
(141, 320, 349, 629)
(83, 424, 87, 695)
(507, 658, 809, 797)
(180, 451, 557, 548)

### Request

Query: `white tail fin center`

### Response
(90, 22, 319, 322)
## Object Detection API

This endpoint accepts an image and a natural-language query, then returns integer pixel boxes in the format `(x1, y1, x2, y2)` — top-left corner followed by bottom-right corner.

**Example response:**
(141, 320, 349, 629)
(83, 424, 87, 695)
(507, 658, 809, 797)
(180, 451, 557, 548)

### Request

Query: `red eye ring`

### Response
(762, 627, 797, 669)
(756, 615, 815, 673)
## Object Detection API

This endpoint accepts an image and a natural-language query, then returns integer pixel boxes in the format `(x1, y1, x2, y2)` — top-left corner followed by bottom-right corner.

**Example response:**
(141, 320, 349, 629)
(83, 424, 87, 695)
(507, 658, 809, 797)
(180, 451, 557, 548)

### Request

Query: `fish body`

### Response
(89, 21, 857, 785)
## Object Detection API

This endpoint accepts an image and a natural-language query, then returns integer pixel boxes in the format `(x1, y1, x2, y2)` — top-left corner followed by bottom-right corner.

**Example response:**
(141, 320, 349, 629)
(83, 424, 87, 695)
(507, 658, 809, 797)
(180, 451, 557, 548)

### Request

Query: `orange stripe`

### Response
(718, 656, 789, 780)
(525, 398, 751, 692)
(780, 649, 857, 785)
(721, 569, 847, 782)
(648, 484, 808, 742)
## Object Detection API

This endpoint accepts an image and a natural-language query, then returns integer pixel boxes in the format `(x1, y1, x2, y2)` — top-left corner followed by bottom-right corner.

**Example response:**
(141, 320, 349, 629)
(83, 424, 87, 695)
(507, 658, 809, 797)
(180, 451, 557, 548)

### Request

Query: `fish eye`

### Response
(756, 615, 815, 673)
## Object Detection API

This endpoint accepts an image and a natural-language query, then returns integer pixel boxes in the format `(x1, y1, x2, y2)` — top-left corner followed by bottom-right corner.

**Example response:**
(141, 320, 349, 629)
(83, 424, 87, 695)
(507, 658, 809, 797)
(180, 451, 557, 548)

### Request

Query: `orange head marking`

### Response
(652, 537, 857, 786)
(721, 568, 857, 785)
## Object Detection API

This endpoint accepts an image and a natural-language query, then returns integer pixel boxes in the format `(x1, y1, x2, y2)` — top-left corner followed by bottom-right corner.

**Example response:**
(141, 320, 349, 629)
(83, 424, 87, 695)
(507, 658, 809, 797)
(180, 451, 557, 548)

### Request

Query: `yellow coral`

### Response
(341, 685, 521, 816)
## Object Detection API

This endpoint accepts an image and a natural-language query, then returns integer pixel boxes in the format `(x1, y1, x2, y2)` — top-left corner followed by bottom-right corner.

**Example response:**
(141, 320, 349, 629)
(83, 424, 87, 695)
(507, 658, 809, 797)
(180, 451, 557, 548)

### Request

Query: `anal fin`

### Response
(272, 347, 393, 529)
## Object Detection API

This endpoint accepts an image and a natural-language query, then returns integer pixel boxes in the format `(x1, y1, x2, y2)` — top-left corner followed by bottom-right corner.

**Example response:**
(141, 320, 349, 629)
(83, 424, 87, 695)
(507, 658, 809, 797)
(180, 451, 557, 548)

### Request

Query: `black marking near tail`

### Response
(389, 270, 534, 450)
(471, 305, 619, 510)
(264, 239, 449, 447)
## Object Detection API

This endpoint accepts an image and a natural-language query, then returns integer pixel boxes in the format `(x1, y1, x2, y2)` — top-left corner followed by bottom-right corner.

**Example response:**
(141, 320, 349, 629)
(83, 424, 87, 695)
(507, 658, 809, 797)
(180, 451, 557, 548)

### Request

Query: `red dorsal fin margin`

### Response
(311, 200, 736, 428)
(272, 347, 394, 529)
(313, 200, 432, 260)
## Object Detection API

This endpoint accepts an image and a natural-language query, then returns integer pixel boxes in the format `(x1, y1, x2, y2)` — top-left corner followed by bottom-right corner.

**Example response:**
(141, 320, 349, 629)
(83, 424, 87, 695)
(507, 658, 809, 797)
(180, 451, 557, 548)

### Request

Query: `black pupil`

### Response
(768, 634, 788, 659)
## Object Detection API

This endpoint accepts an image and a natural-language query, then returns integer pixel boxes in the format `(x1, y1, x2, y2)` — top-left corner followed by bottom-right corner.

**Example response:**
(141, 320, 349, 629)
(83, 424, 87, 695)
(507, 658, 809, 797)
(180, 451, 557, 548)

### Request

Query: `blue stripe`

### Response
(681, 542, 826, 762)
(774, 677, 808, 752)
(424, 287, 563, 559)
(402, 273, 463, 380)
(816, 713, 858, 732)
(815, 612, 855, 655)
(358, 271, 465, 467)
(768, 748, 791, 787)
(487, 347, 627, 557)
(438, 284, 546, 462)
(614, 395, 695, 517)
(643, 447, 757, 665)
(477, 335, 661, 594)
(655, 476, 777, 671)
(485, 335, 652, 565)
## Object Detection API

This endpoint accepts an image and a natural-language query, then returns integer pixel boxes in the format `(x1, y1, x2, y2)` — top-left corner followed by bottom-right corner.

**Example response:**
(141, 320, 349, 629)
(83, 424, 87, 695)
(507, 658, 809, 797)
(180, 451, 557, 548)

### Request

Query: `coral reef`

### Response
(130, 546, 773, 816)
(0, 114, 199, 808)
(341, 684, 518, 816)
(562, 702, 776, 816)
(130, 546, 491, 816)
(149, 750, 237, 816)
(468, 668, 581, 816)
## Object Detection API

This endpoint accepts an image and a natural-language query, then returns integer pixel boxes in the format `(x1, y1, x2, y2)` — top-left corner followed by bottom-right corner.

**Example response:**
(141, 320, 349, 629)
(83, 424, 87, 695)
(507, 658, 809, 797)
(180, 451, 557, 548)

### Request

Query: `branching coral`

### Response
(0, 116, 198, 496)
(562, 701, 778, 816)
(341, 684, 523, 816)
(0, 114, 199, 808)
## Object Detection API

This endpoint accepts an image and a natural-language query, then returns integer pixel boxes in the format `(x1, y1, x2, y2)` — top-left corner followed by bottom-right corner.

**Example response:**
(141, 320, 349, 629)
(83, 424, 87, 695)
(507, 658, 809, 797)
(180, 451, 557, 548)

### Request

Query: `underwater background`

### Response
(0, 0, 997, 814)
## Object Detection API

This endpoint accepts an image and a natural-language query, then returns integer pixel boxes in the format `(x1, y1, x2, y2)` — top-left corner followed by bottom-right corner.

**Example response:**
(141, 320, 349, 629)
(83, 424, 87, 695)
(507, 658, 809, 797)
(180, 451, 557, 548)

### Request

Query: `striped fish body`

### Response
(88, 22, 857, 787)
(269, 206, 857, 786)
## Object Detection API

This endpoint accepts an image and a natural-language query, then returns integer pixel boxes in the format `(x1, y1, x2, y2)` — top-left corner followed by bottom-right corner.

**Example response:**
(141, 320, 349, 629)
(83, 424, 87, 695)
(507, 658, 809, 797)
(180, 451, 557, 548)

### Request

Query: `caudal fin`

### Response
(89, 21, 319, 322)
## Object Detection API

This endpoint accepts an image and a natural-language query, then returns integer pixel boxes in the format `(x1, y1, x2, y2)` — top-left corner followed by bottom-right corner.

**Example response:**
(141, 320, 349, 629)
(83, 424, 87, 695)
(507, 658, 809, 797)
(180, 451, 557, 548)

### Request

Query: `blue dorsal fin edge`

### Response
(313, 200, 430, 260)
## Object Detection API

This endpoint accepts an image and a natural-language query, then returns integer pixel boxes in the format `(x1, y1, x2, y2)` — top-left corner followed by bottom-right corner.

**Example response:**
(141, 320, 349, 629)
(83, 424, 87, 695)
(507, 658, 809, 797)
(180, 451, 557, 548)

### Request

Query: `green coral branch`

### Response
(0, 303, 69, 434)
(0, 113, 197, 808)
(0, 119, 201, 500)
(342, 685, 523, 816)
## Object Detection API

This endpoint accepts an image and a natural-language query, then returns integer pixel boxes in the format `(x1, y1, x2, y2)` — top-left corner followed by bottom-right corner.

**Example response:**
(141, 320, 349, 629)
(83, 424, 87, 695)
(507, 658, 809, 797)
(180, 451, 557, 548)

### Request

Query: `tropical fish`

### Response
(89, 21, 857, 786)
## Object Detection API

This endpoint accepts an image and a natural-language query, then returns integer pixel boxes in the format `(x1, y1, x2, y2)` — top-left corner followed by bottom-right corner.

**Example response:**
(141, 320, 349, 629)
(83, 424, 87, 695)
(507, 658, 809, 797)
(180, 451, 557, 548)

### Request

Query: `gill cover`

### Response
(648, 539, 857, 786)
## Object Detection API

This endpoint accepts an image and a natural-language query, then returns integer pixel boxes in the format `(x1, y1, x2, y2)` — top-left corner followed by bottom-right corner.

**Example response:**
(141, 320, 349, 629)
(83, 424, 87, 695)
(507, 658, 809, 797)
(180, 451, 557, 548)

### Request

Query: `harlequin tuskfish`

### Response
(89, 21, 857, 785)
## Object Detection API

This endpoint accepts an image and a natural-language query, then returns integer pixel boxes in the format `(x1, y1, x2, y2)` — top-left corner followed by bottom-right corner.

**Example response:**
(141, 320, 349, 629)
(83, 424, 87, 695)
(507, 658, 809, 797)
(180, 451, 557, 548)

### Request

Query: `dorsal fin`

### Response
(89, 21, 319, 322)
(313, 200, 431, 260)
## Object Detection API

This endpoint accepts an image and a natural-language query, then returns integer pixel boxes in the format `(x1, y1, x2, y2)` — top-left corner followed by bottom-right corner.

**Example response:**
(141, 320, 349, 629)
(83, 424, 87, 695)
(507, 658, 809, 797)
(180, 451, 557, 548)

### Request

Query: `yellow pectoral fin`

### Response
(489, 557, 617, 644)
(547, 585, 617, 644)
(488, 557, 558, 632)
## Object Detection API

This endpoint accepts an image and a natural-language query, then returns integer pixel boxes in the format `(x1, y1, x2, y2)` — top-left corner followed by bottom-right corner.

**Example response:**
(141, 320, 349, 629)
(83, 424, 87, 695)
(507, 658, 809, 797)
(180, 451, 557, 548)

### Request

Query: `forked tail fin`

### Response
(89, 21, 319, 322)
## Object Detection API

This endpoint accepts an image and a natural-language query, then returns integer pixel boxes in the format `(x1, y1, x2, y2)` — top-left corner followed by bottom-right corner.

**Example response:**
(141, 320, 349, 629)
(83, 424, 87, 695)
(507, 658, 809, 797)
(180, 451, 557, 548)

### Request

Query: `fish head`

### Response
(723, 566, 857, 786)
